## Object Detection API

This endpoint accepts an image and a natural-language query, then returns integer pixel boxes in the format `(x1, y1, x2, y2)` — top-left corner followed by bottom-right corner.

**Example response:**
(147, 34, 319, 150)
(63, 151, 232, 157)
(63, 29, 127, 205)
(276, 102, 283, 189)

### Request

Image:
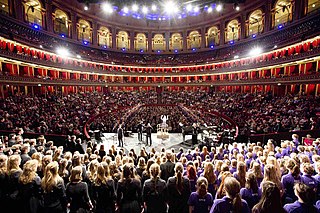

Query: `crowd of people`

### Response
(1, 131, 320, 212)
(0, 91, 319, 139)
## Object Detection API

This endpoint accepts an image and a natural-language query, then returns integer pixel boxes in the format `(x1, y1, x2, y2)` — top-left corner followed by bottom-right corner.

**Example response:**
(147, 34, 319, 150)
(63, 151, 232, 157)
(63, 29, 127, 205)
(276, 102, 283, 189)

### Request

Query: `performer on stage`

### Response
(145, 123, 153, 146)
(192, 123, 198, 145)
(117, 124, 124, 147)
(137, 121, 143, 142)
(161, 115, 168, 128)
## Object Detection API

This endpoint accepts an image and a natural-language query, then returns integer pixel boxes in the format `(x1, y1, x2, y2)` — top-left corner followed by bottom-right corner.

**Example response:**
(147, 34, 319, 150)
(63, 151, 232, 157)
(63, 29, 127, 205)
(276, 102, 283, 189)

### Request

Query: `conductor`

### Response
(145, 123, 153, 146)
(117, 124, 124, 147)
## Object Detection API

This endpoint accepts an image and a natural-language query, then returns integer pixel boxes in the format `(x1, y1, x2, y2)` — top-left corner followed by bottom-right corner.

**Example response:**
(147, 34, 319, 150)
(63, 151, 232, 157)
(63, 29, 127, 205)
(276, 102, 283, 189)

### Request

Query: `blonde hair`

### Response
(69, 166, 82, 182)
(87, 160, 99, 182)
(263, 164, 281, 189)
(0, 155, 8, 175)
(7, 155, 21, 173)
(94, 164, 107, 186)
(203, 162, 216, 184)
(41, 161, 62, 192)
(196, 176, 208, 197)
(19, 160, 38, 185)
(149, 163, 160, 180)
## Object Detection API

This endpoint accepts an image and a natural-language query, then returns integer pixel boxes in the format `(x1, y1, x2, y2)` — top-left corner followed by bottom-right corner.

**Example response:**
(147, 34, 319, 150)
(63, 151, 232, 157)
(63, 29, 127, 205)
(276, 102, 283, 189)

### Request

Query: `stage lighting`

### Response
(142, 6, 148, 14)
(163, 1, 178, 14)
(60, 34, 65, 38)
(207, 7, 213, 13)
(174, 49, 178, 53)
(56, 47, 70, 57)
(84, 5, 89, 11)
(274, 45, 278, 49)
(33, 24, 40, 30)
(186, 4, 192, 12)
(102, 2, 113, 13)
(210, 45, 214, 49)
(234, 55, 239, 59)
(229, 40, 234, 45)
(234, 3, 240, 11)
(194, 6, 200, 12)
(132, 4, 138, 12)
(83, 41, 89, 45)
(249, 47, 262, 56)
(277, 24, 283, 29)
(216, 4, 222, 12)
(151, 4, 157, 11)
(39, 45, 43, 48)
(123, 6, 129, 13)
(252, 34, 256, 38)
(76, 55, 81, 59)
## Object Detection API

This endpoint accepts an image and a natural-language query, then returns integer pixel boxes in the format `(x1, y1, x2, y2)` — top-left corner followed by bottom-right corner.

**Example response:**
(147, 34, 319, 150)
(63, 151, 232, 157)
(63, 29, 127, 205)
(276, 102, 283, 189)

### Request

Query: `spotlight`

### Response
(210, 45, 214, 49)
(103, 45, 107, 49)
(157, 50, 161, 53)
(216, 4, 222, 12)
(102, 2, 113, 13)
(194, 6, 200, 12)
(192, 48, 196, 51)
(122, 47, 126, 51)
(83, 41, 89, 45)
(249, 47, 262, 56)
(229, 40, 234, 45)
(312, 4, 316, 7)
(60, 34, 65, 38)
(174, 49, 178, 53)
(151, 4, 157, 11)
(84, 5, 89, 11)
(76, 55, 81, 59)
(207, 7, 213, 13)
(33, 24, 40, 30)
(277, 24, 283, 29)
(234, 3, 240, 11)
(252, 34, 256, 38)
(186, 4, 192, 12)
(39, 45, 43, 48)
(140, 49, 144, 53)
(56, 47, 70, 57)
(123, 6, 129, 13)
(163, 1, 178, 15)
(273, 45, 278, 49)
(142, 6, 148, 14)
(2, 4, 5, 8)
(132, 4, 138, 12)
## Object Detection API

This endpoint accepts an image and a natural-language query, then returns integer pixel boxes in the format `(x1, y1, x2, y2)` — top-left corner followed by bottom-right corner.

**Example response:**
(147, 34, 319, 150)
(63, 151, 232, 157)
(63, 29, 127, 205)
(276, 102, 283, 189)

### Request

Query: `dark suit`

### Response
(117, 127, 124, 147)
(137, 123, 143, 142)
(145, 126, 152, 146)
(160, 161, 175, 181)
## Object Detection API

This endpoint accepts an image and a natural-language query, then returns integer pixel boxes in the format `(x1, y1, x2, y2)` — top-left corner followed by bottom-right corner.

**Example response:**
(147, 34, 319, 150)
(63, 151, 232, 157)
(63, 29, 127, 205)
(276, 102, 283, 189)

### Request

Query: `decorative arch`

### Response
(0, 0, 9, 14)
(187, 31, 201, 49)
(98, 26, 112, 47)
(170, 33, 183, 50)
(273, 0, 292, 27)
(135, 33, 147, 51)
(77, 19, 92, 43)
(23, 0, 43, 26)
(247, 9, 264, 37)
(207, 26, 220, 46)
(225, 19, 240, 43)
(117, 31, 129, 49)
(306, 0, 320, 14)
(152, 34, 165, 51)
(53, 9, 69, 36)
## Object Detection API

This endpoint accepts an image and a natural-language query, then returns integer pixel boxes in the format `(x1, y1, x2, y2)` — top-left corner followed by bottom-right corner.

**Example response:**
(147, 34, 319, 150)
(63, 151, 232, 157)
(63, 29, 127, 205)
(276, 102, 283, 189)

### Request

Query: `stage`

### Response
(100, 133, 194, 153)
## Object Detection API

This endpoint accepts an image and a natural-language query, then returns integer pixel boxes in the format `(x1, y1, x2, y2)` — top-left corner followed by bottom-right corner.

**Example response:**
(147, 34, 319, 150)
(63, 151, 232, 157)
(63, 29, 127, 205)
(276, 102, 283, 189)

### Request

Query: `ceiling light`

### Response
(132, 4, 138, 12)
(2, 4, 5, 8)
(274, 45, 278, 49)
(186, 4, 192, 12)
(234, 55, 239, 59)
(163, 1, 178, 15)
(216, 4, 222, 12)
(207, 7, 213, 13)
(102, 2, 113, 13)
(249, 47, 262, 56)
(312, 4, 316, 7)
(194, 6, 200, 12)
(151, 4, 157, 11)
(142, 6, 148, 14)
(123, 6, 129, 13)
(84, 5, 88, 11)
(76, 55, 81, 59)
(56, 47, 70, 57)
(235, 6, 240, 11)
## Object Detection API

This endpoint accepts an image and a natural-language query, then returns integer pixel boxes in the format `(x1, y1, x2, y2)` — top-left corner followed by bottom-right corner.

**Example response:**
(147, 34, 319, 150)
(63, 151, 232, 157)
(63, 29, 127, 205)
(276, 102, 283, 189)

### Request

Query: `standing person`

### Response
(252, 181, 286, 213)
(167, 162, 191, 213)
(117, 124, 124, 147)
(137, 121, 143, 142)
(116, 164, 142, 213)
(160, 151, 175, 181)
(210, 177, 250, 213)
(142, 163, 167, 213)
(41, 161, 67, 213)
(66, 166, 93, 213)
(188, 177, 214, 213)
(6, 155, 22, 212)
(192, 123, 198, 145)
(145, 123, 153, 146)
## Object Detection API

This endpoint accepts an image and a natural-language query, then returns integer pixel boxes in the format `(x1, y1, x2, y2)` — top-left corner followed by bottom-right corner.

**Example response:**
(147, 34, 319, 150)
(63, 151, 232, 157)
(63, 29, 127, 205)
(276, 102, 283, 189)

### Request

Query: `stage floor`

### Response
(101, 133, 193, 154)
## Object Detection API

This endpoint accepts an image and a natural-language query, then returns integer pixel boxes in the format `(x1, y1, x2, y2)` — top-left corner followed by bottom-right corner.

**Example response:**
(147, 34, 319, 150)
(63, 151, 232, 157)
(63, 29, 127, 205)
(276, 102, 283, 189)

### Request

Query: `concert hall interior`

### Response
(1, 0, 320, 212)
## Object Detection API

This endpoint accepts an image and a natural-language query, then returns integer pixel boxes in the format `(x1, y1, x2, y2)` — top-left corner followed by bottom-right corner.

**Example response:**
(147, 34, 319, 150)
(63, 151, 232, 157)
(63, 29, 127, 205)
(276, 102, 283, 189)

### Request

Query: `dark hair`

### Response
(294, 183, 316, 207)
(175, 163, 184, 194)
(196, 177, 208, 197)
(253, 181, 284, 213)
(187, 165, 197, 179)
(246, 173, 258, 194)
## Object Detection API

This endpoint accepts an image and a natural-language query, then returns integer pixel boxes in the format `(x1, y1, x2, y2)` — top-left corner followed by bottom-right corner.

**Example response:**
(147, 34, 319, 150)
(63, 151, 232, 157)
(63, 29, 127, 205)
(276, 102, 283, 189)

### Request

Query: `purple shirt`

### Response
(240, 188, 261, 209)
(210, 196, 250, 213)
(229, 167, 237, 174)
(188, 191, 213, 213)
(281, 172, 301, 201)
(284, 201, 320, 213)
(301, 175, 317, 189)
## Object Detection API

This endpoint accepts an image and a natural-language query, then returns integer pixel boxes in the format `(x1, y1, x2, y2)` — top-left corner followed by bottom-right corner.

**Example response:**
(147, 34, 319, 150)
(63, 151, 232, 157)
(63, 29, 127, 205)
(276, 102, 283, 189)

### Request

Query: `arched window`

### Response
(53, 9, 69, 36)
(273, 0, 292, 28)
(225, 19, 240, 43)
(152, 34, 165, 51)
(170, 33, 183, 50)
(24, 0, 43, 27)
(247, 9, 264, 37)
(117, 31, 129, 49)
(0, 0, 9, 14)
(77, 19, 92, 43)
(187, 31, 201, 49)
(135, 33, 147, 51)
(306, 0, 320, 14)
(207, 26, 220, 47)
(98, 26, 112, 47)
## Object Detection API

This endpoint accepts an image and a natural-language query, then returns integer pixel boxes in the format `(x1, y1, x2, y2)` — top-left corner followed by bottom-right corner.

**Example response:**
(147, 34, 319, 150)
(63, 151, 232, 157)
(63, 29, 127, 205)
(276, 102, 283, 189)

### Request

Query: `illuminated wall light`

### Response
(252, 34, 256, 38)
(174, 49, 178, 53)
(210, 45, 214, 49)
(234, 55, 239, 59)
(83, 41, 89, 45)
(39, 45, 43, 48)
(33, 24, 40, 30)
(60, 34, 65, 38)
(312, 4, 316, 7)
(277, 24, 283, 29)
(192, 48, 196, 51)
(76, 55, 81, 59)
(2, 4, 5, 8)
(122, 47, 126, 51)
(229, 40, 234, 45)
(123, 6, 129, 13)
(274, 45, 278, 49)
(84, 5, 89, 11)
(151, 4, 157, 11)
(140, 49, 144, 53)
(235, 6, 240, 11)
(103, 45, 107, 49)
(142, 6, 148, 14)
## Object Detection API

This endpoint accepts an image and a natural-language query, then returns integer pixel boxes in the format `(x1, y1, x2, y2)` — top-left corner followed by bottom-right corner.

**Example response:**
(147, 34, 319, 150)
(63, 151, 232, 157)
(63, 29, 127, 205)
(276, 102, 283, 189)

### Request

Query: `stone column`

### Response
(165, 31, 170, 51)
(220, 20, 225, 44)
(13, 0, 23, 21)
(201, 27, 206, 48)
(92, 21, 98, 45)
(70, 12, 77, 40)
(147, 31, 152, 53)
(112, 28, 117, 49)
(241, 13, 246, 39)
(182, 30, 187, 51)
(45, 0, 53, 32)
(130, 31, 135, 50)
(264, 0, 272, 32)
